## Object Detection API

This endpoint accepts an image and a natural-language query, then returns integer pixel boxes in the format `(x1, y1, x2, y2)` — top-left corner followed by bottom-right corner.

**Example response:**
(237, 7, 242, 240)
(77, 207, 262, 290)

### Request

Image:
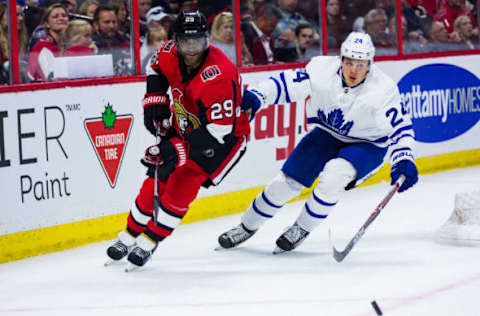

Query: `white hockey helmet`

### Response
(340, 32, 375, 63)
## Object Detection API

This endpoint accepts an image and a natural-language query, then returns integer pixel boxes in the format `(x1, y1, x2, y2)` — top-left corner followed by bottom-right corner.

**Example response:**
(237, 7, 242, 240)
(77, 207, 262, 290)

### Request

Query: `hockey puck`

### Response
(371, 300, 382, 315)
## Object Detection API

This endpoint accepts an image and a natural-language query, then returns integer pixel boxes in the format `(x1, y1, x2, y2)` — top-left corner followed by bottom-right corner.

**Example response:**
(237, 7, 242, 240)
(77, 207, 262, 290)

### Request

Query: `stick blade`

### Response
(332, 247, 347, 262)
(329, 229, 347, 263)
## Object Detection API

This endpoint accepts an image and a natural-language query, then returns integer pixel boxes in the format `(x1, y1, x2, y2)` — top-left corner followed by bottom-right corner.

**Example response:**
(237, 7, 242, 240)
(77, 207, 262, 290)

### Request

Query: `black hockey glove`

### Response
(143, 92, 171, 136)
(141, 137, 188, 181)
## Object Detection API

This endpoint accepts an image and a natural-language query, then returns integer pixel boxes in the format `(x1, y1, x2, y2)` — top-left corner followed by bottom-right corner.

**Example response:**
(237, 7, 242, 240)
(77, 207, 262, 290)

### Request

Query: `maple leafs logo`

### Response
(317, 109, 353, 135)
(102, 103, 116, 129)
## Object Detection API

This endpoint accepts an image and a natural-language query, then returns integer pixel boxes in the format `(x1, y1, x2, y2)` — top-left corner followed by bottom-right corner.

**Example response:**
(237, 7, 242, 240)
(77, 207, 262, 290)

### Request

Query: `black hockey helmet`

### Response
(173, 10, 208, 39)
(173, 11, 209, 56)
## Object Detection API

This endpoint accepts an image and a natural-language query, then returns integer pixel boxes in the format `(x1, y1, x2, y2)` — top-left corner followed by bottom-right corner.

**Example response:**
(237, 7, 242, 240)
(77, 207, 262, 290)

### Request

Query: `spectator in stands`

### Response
(138, 0, 152, 22)
(345, 0, 373, 33)
(350, 0, 394, 36)
(27, 3, 68, 81)
(401, 0, 430, 42)
(435, 0, 478, 35)
(423, 20, 462, 51)
(295, 23, 318, 62)
(179, 0, 198, 11)
(199, 0, 232, 25)
(0, 3, 29, 83)
(63, 19, 97, 56)
(92, 5, 131, 75)
(242, 3, 281, 65)
(210, 11, 235, 62)
(240, 0, 254, 20)
(78, 0, 99, 18)
(274, 0, 315, 45)
(63, 0, 78, 14)
(108, 0, 129, 35)
(23, 4, 44, 37)
(389, 13, 427, 53)
(145, 6, 171, 36)
(165, 0, 180, 14)
(140, 26, 167, 71)
(404, 0, 438, 18)
(453, 14, 478, 49)
(325, 0, 350, 49)
(364, 8, 395, 49)
(374, 0, 395, 20)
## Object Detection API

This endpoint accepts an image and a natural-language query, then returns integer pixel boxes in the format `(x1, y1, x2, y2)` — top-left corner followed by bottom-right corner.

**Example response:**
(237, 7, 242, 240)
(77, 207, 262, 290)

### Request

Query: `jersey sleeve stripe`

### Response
(389, 133, 414, 146)
(390, 124, 413, 139)
(269, 76, 282, 104)
(279, 72, 291, 103)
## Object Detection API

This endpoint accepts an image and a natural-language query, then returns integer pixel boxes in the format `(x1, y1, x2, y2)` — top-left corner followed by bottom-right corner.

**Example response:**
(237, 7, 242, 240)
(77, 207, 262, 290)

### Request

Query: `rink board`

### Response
(1, 55, 479, 263)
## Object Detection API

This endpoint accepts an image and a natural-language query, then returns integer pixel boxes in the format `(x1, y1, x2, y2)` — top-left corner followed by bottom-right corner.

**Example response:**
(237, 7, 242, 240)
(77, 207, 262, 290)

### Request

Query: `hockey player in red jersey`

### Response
(106, 10, 250, 270)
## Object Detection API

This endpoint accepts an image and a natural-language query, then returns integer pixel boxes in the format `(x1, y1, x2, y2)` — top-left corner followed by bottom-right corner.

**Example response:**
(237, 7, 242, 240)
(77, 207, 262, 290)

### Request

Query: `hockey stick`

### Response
(152, 122, 163, 224)
(329, 175, 405, 262)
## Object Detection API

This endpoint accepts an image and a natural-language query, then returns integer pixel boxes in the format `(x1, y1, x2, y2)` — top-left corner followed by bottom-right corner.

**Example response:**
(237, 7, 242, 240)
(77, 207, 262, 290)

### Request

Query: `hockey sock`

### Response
(242, 173, 303, 231)
(296, 189, 336, 232)
(143, 200, 186, 242)
(126, 199, 153, 237)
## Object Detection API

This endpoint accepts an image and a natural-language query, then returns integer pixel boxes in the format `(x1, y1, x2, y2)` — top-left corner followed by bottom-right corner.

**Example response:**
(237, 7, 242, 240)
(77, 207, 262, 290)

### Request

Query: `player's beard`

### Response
(182, 53, 203, 68)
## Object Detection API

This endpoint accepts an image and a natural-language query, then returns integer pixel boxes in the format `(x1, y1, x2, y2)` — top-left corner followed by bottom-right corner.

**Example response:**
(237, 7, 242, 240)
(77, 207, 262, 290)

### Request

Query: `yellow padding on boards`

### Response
(1, 148, 479, 263)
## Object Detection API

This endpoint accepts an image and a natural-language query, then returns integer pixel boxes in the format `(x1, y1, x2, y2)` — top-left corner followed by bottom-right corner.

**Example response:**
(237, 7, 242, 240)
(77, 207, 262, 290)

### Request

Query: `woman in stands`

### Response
(78, 0, 100, 18)
(27, 3, 69, 81)
(325, 0, 349, 49)
(210, 12, 235, 62)
(0, 3, 28, 83)
(210, 11, 253, 65)
(454, 15, 478, 49)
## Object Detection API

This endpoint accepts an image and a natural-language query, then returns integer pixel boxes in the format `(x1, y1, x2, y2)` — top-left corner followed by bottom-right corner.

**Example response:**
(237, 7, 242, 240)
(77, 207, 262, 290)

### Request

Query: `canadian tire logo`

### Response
(84, 104, 133, 188)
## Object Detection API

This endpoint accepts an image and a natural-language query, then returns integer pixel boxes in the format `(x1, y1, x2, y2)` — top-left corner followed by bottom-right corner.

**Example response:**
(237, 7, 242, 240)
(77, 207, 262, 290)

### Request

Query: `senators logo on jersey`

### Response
(201, 65, 221, 82)
(172, 88, 201, 135)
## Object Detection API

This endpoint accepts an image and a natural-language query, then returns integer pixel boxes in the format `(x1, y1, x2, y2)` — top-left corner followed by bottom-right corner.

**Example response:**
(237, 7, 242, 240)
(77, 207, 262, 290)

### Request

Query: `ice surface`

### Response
(1, 167, 480, 316)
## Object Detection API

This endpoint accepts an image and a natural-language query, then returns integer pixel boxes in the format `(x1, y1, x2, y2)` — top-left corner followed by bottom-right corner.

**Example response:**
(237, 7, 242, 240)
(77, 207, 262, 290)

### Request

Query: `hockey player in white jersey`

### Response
(218, 32, 418, 253)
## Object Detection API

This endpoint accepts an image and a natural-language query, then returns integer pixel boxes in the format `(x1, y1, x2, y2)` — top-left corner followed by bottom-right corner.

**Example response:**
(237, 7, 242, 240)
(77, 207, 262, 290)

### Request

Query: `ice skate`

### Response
(273, 223, 309, 254)
(125, 234, 158, 272)
(105, 230, 136, 265)
(217, 223, 256, 249)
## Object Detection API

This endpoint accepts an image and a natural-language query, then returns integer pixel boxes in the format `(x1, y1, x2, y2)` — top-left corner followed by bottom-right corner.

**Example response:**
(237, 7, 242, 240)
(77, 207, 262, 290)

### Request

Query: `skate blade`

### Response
(272, 246, 286, 255)
(104, 259, 123, 267)
(125, 263, 140, 272)
(214, 245, 229, 251)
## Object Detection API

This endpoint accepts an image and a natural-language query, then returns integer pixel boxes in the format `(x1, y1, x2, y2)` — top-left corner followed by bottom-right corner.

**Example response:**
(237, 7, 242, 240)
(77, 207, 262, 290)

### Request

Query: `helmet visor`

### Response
(177, 34, 208, 55)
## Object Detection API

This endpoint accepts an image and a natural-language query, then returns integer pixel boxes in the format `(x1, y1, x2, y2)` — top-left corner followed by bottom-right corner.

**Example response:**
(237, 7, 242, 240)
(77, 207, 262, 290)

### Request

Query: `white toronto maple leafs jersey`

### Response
(249, 56, 415, 164)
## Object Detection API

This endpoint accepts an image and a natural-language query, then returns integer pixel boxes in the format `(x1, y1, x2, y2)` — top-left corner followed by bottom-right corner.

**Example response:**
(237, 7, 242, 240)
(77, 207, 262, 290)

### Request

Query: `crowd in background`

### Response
(0, 0, 478, 84)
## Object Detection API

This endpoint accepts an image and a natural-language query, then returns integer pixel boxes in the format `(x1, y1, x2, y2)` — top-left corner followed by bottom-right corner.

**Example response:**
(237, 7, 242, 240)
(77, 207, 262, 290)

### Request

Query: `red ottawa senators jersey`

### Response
(148, 40, 250, 141)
